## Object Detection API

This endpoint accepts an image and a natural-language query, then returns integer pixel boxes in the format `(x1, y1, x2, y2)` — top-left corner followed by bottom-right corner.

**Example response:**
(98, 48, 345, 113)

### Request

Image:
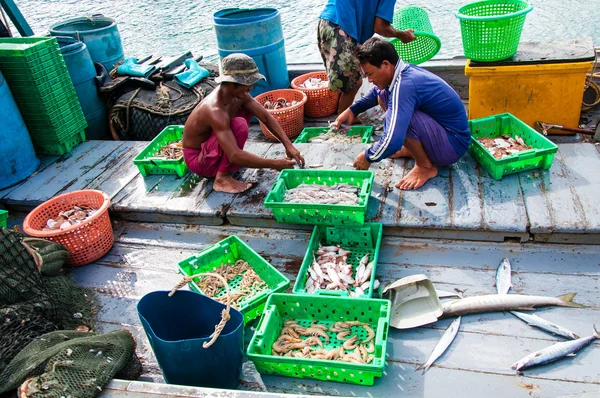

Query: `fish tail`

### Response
(594, 324, 600, 339)
(556, 293, 585, 308)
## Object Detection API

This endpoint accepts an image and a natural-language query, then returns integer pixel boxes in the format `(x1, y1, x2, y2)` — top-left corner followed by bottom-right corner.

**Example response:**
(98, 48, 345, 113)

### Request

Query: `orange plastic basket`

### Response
(254, 89, 307, 140)
(23, 190, 114, 267)
(291, 71, 340, 118)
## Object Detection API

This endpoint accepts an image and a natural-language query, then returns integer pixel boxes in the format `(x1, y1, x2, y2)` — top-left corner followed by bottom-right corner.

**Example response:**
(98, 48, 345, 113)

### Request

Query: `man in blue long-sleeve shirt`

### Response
(335, 38, 471, 190)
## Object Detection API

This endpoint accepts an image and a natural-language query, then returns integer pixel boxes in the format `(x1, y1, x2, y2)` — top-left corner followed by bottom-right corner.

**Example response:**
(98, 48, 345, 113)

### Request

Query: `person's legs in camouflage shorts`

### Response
(317, 19, 363, 115)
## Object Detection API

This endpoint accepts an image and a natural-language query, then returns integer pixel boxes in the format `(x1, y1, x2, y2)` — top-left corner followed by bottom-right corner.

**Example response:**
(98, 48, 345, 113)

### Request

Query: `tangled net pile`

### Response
(0, 228, 141, 397)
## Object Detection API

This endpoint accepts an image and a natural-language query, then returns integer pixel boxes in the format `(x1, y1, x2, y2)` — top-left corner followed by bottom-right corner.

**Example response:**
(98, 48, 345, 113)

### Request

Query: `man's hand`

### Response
(285, 145, 305, 168)
(334, 108, 355, 128)
(399, 29, 416, 44)
(353, 151, 371, 170)
(272, 158, 297, 171)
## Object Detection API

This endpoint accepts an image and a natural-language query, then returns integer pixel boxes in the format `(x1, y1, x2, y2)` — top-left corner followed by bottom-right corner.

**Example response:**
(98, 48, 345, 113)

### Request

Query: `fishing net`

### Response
(0, 228, 141, 395)
(110, 63, 219, 141)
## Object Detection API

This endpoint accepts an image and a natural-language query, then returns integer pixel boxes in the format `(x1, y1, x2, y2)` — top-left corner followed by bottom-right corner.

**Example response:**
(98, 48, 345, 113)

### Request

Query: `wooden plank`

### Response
(368, 158, 408, 226)
(3, 141, 129, 210)
(226, 142, 329, 228)
(558, 143, 600, 233)
(519, 169, 554, 234)
(450, 155, 484, 230)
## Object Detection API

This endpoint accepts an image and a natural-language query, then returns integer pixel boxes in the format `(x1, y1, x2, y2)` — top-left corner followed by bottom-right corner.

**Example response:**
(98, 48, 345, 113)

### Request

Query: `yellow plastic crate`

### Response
(465, 60, 593, 134)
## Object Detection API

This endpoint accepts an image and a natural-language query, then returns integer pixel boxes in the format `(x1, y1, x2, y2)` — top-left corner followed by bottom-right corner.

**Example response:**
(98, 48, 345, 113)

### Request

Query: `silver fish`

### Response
(495, 257, 512, 295)
(511, 325, 599, 371)
(510, 311, 579, 340)
(417, 317, 462, 374)
(441, 293, 584, 318)
(436, 289, 463, 299)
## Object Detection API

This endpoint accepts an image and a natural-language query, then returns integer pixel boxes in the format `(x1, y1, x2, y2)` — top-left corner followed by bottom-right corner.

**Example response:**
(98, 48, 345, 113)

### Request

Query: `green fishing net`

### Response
(0, 228, 141, 396)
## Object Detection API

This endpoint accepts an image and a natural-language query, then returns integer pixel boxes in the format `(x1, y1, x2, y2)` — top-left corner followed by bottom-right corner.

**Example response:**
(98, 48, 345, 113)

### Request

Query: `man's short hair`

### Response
(354, 37, 399, 68)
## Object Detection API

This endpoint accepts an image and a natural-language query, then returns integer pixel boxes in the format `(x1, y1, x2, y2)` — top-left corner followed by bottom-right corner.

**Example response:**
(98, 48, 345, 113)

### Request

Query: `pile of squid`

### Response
(197, 260, 267, 309)
(43, 205, 98, 231)
(272, 319, 376, 364)
(263, 97, 300, 110)
(305, 244, 379, 296)
(154, 139, 183, 160)
(308, 124, 362, 144)
(299, 77, 329, 89)
(283, 183, 359, 205)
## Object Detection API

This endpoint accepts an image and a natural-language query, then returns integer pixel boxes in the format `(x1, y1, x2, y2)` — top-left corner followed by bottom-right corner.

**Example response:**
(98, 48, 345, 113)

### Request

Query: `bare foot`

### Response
(213, 175, 252, 193)
(396, 165, 438, 190)
(390, 147, 413, 159)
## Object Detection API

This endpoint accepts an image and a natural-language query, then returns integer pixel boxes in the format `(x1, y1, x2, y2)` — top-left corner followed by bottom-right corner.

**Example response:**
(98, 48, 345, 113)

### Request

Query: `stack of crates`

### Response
(0, 37, 87, 155)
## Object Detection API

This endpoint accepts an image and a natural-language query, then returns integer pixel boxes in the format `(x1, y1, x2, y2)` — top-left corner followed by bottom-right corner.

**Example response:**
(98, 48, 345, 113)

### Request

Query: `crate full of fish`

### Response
(293, 223, 382, 298)
(178, 235, 290, 325)
(133, 125, 188, 178)
(247, 293, 391, 385)
(468, 113, 558, 180)
(294, 124, 374, 144)
(264, 169, 374, 226)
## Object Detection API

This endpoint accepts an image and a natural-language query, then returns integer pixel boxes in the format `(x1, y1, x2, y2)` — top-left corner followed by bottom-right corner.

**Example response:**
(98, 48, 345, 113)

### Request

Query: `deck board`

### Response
(65, 222, 600, 397)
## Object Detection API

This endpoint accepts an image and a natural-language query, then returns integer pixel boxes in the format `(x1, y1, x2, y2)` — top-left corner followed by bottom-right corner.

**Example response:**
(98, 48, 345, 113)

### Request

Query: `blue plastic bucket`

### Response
(0, 71, 40, 190)
(214, 8, 289, 96)
(137, 290, 244, 389)
(57, 37, 108, 140)
(49, 15, 125, 72)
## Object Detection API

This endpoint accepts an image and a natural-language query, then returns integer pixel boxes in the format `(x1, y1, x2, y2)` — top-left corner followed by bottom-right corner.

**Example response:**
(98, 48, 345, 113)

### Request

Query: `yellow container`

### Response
(465, 60, 593, 133)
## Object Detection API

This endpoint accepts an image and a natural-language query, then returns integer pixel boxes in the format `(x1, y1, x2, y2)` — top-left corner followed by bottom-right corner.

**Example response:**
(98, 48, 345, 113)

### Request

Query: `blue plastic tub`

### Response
(49, 15, 124, 71)
(137, 290, 244, 389)
(57, 37, 108, 140)
(0, 71, 39, 190)
(214, 7, 289, 96)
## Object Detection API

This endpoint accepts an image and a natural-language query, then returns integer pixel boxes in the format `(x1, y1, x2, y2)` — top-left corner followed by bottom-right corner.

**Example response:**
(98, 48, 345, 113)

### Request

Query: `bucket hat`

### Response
(215, 53, 266, 86)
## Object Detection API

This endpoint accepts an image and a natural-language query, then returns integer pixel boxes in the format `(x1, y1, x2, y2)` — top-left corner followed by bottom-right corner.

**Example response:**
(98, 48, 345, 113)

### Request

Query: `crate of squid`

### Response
(264, 169, 374, 226)
(293, 223, 382, 298)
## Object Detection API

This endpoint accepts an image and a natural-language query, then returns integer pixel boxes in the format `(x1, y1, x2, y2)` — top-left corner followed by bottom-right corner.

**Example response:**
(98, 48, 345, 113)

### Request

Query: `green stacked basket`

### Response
(390, 6, 441, 65)
(0, 210, 8, 228)
(456, 0, 533, 62)
(0, 37, 87, 155)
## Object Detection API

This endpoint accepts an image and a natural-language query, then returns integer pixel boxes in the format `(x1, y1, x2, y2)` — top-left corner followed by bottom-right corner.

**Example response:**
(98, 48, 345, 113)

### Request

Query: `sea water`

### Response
(10, 0, 600, 63)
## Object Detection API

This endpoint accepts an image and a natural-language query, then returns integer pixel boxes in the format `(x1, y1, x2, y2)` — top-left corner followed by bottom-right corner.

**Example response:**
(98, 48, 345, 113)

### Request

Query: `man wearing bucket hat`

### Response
(183, 54, 305, 194)
(335, 38, 470, 190)
(318, 0, 416, 116)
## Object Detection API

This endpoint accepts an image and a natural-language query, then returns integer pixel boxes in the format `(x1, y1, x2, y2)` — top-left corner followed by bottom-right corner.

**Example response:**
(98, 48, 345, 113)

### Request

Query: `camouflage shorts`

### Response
(317, 19, 362, 93)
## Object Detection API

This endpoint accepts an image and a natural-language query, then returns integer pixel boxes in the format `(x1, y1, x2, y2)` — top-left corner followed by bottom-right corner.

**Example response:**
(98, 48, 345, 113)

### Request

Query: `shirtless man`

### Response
(183, 54, 305, 193)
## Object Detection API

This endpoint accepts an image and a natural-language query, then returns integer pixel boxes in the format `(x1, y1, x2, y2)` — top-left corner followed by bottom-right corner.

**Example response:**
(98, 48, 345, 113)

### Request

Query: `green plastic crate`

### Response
(468, 113, 558, 180)
(0, 210, 8, 228)
(293, 223, 382, 298)
(264, 169, 374, 226)
(247, 293, 391, 385)
(133, 125, 188, 178)
(178, 235, 290, 325)
(33, 130, 86, 156)
(0, 37, 59, 57)
(294, 126, 374, 144)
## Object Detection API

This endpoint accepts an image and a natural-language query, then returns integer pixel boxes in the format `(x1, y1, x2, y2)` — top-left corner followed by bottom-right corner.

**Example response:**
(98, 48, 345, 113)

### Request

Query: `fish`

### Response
(416, 317, 462, 374)
(436, 289, 463, 299)
(511, 325, 599, 371)
(510, 311, 579, 340)
(441, 293, 584, 318)
(495, 257, 512, 295)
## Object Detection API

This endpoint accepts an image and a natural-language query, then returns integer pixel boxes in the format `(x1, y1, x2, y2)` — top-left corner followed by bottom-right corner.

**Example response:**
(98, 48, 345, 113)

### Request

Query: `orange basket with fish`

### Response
(23, 190, 114, 266)
(291, 71, 340, 118)
(254, 89, 307, 140)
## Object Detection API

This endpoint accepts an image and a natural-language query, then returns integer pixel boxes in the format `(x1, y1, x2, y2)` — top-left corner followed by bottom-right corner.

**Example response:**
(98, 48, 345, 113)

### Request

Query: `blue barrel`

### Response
(214, 8, 289, 96)
(49, 15, 124, 72)
(138, 290, 244, 389)
(57, 37, 108, 140)
(0, 71, 40, 190)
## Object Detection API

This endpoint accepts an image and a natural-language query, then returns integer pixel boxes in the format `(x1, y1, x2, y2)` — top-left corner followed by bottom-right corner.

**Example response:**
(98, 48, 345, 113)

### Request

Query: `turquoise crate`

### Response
(264, 169, 374, 226)
(0, 37, 59, 57)
(0, 210, 7, 228)
(33, 130, 85, 156)
(293, 223, 382, 298)
(468, 113, 559, 180)
(294, 126, 374, 144)
(247, 293, 391, 385)
(178, 236, 290, 325)
(133, 125, 188, 178)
